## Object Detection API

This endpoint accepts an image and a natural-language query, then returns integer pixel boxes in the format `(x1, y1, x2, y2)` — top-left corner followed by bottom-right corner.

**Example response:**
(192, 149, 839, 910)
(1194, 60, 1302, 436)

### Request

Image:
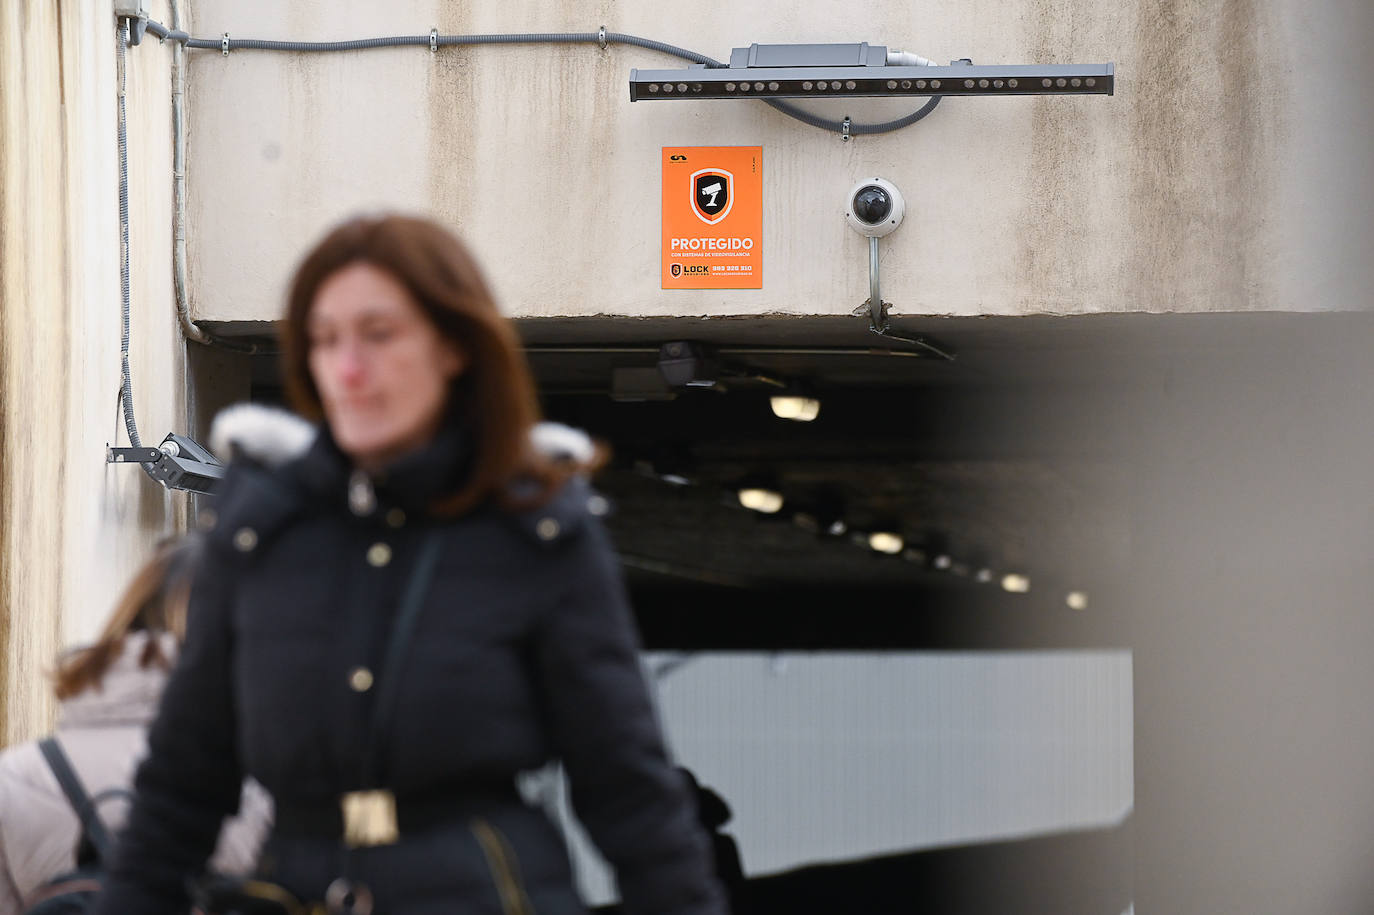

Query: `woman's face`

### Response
(306, 262, 464, 470)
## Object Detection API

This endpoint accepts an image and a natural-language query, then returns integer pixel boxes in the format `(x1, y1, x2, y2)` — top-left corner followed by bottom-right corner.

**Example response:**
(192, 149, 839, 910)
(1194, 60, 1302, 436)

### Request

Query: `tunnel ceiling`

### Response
(525, 316, 1145, 609)
(232, 311, 1372, 642)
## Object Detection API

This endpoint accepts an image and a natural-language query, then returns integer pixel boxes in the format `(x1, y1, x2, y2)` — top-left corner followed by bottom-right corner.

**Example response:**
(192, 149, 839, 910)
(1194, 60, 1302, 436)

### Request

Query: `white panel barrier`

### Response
(542, 650, 1133, 906)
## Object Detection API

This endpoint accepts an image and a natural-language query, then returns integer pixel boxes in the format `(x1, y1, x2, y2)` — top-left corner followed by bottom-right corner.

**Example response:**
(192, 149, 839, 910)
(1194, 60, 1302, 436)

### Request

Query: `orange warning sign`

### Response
(662, 146, 762, 289)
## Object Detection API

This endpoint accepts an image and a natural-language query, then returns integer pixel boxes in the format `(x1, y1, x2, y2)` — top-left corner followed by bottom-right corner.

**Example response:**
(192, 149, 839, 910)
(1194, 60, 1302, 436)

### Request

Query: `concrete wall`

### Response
(182, 0, 1374, 324)
(1116, 330, 1374, 914)
(1, 0, 192, 744)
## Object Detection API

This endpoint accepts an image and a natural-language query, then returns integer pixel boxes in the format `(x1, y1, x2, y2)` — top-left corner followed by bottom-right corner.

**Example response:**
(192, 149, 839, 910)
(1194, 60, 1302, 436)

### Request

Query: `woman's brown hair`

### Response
(280, 214, 587, 514)
(52, 539, 197, 700)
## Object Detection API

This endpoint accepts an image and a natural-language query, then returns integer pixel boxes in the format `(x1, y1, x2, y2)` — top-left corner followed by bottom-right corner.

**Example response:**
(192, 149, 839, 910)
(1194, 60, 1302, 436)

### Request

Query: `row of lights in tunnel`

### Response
(645, 350, 1089, 609)
(734, 482, 1070, 602)
(634, 394, 1089, 611)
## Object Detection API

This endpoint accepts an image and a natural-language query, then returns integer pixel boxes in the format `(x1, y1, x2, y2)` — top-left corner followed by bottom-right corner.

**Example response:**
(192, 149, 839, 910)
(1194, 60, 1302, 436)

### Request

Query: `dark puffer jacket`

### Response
(95, 405, 724, 915)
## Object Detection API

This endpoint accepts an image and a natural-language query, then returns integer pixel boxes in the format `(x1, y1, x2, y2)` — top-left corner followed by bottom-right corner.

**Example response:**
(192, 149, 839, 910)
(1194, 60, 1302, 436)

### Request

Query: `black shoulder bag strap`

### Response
(38, 737, 113, 863)
(363, 531, 445, 782)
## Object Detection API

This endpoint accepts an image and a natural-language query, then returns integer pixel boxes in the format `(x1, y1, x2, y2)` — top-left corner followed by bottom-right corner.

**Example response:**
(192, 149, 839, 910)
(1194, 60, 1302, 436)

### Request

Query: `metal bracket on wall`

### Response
(841, 116, 852, 141)
(106, 446, 162, 464)
(851, 236, 958, 361)
(865, 235, 886, 331)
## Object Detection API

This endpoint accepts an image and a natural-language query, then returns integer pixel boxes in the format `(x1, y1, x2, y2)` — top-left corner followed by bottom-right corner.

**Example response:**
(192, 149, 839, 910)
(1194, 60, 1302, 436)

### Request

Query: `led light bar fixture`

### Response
(630, 43, 1113, 101)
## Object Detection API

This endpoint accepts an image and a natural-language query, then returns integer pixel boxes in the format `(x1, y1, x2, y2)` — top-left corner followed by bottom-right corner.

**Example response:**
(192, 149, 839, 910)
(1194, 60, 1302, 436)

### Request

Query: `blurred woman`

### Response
(96, 214, 724, 915)
(0, 540, 270, 913)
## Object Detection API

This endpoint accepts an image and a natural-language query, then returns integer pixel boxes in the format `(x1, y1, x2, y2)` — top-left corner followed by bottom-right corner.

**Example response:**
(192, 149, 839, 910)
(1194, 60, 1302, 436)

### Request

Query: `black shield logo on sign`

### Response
(691, 169, 733, 225)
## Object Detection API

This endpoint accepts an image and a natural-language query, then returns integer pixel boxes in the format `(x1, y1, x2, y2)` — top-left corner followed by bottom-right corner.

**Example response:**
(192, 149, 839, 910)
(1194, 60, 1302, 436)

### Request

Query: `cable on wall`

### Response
(139, 21, 941, 137)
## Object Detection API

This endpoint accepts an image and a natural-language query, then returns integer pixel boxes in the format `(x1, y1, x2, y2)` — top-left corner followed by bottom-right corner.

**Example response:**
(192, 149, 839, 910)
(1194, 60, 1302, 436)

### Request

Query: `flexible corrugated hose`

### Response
(116, 21, 147, 460)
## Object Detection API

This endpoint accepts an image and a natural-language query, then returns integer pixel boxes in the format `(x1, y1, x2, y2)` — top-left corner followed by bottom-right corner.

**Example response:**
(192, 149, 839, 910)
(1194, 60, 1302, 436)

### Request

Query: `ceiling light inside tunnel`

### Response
(1001, 573, 1031, 593)
(1066, 591, 1089, 611)
(769, 395, 821, 422)
(738, 487, 784, 514)
(868, 531, 904, 554)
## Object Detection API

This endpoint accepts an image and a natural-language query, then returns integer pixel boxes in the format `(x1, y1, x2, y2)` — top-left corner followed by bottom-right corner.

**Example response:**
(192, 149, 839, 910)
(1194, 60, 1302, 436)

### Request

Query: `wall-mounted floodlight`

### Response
(630, 43, 1113, 101)
(107, 432, 225, 495)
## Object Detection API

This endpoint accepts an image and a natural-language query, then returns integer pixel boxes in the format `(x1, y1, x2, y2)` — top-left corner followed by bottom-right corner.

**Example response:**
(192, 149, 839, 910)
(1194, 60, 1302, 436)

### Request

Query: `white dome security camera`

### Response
(845, 178, 905, 238)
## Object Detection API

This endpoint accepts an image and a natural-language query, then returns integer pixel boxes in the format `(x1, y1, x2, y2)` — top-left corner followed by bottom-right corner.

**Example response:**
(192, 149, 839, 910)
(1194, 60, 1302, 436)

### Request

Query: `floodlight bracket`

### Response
(107, 447, 163, 464)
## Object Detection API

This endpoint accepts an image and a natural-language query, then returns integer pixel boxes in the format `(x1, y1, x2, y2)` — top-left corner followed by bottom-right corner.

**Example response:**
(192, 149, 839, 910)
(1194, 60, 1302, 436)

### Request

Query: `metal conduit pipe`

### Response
(140, 20, 941, 136)
(165, 4, 260, 354)
(169, 0, 210, 347)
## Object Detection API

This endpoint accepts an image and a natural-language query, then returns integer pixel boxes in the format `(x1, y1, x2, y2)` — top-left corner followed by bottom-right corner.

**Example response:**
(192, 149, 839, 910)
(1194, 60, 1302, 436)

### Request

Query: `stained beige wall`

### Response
(1, 0, 192, 744)
(182, 0, 1373, 325)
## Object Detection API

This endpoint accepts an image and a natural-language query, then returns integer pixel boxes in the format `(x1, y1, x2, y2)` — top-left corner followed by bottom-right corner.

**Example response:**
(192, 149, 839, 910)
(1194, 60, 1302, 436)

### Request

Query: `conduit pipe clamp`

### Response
(221, 32, 230, 56)
(598, 26, 608, 50)
(114, 2, 148, 45)
(430, 29, 438, 53)
(841, 116, 852, 142)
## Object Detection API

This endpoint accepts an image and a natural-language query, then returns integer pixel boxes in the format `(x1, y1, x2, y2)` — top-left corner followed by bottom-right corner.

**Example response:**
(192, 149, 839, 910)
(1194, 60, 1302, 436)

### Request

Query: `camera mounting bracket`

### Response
(864, 236, 887, 332)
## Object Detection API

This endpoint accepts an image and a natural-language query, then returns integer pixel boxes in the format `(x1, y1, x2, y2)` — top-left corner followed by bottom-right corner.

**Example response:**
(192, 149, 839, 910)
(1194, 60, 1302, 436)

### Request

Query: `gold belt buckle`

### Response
(341, 789, 399, 848)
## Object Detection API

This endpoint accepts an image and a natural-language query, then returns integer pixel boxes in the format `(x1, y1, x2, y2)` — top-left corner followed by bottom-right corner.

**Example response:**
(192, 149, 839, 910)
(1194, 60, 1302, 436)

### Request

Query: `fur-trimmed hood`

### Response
(209, 403, 595, 468)
(209, 403, 316, 468)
